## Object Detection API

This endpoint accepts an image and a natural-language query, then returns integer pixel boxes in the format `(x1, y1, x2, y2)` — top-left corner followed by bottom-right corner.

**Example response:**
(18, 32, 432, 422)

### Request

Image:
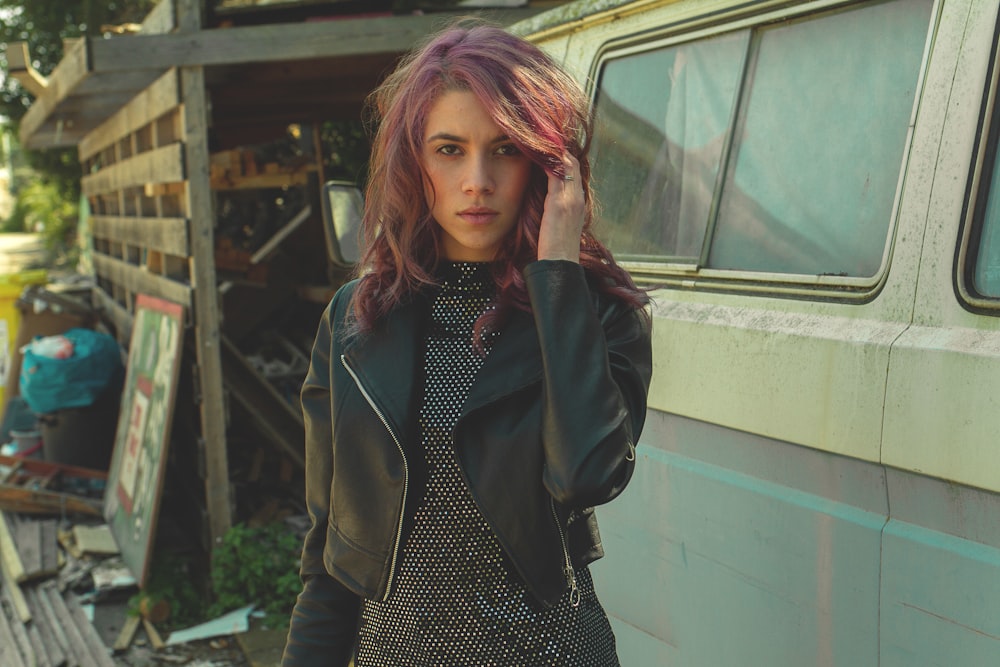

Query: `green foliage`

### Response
(209, 522, 302, 629)
(1, 177, 80, 267)
(133, 549, 207, 631)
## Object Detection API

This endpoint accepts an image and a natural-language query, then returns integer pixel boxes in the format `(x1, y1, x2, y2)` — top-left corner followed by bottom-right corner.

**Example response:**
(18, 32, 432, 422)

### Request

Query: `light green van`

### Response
(511, 1, 1000, 664)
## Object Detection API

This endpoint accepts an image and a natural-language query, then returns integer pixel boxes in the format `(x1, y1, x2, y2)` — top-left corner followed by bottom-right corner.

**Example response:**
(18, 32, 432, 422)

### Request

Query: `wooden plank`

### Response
(112, 614, 140, 652)
(64, 592, 116, 667)
(0, 601, 28, 667)
(6, 42, 48, 97)
(40, 584, 100, 667)
(80, 142, 184, 198)
(0, 485, 103, 518)
(0, 512, 27, 582)
(17, 37, 90, 148)
(91, 215, 189, 258)
(141, 617, 165, 651)
(91, 289, 134, 342)
(79, 69, 180, 162)
(26, 586, 71, 667)
(0, 455, 107, 482)
(0, 555, 31, 623)
(40, 520, 59, 575)
(87, 10, 547, 71)
(182, 64, 232, 545)
(92, 254, 192, 308)
(71, 525, 118, 555)
(13, 517, 43, 578)
(141, 0, 176, 35)
(2, 589, 36, 667)
(26, 624, 55, 667)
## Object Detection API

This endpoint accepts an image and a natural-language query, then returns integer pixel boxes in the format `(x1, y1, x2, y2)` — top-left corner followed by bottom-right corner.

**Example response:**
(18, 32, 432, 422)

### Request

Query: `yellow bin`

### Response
(0, 269, 48, 407)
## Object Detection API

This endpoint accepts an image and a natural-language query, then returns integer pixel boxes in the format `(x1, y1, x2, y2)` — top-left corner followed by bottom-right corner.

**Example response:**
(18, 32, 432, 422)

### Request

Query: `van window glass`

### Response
(591, 0, 933, 278)
(974, 157, 1000, 295)
(592, 31, 748, 261)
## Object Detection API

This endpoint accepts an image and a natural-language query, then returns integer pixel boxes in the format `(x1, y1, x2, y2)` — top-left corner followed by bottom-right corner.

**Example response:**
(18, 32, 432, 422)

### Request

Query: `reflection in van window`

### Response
(975, 150, 1000, 295)
(591, 0, 933, 278)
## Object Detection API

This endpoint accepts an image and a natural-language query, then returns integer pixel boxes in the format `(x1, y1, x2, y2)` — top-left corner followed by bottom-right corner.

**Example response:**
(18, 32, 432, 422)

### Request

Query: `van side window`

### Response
(591, 0, 933, 281)
(973, 154, 1000, 296)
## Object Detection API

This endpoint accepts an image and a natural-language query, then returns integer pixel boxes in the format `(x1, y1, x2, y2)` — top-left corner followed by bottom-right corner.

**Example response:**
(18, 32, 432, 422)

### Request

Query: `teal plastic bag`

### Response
(20, 327, 123, 415)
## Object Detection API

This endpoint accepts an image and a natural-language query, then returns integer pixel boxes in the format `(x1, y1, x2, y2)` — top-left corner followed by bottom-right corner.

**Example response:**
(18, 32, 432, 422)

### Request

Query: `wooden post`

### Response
(177, 0, 231, 547)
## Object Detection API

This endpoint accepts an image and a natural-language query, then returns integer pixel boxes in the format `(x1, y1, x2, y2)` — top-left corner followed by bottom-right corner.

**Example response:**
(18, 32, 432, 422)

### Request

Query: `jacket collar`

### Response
(341, 295, 542, 438)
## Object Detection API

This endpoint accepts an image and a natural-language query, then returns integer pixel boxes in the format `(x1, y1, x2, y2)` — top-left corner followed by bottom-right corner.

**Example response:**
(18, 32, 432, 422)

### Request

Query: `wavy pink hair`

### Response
(350, 19, 647, 342)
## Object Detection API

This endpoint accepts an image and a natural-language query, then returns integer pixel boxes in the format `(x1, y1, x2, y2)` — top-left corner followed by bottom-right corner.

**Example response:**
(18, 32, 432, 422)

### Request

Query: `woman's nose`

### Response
(463, 156, 494, 194)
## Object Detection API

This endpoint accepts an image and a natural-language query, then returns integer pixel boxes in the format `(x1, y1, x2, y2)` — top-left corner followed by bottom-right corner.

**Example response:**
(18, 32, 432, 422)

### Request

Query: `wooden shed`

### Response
(7, 0, 563, 561)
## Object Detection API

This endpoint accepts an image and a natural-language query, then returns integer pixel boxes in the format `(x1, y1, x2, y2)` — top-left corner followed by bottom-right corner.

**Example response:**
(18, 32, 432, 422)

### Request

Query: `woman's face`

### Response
(421, 89, 532, 262)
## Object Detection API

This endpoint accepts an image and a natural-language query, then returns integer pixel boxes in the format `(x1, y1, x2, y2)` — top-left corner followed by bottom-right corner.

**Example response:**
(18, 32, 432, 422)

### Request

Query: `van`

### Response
(507, 1, 1000, 664)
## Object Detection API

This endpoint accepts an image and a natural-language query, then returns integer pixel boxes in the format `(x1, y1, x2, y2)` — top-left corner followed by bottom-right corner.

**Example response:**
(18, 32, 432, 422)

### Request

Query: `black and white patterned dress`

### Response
(355, 261, 619, 667)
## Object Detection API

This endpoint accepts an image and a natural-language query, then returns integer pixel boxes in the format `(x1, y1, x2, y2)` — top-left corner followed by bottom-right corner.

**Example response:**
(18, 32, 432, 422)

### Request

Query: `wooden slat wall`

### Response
(78, 1, 232, 547)
(80, 67, 191, 320)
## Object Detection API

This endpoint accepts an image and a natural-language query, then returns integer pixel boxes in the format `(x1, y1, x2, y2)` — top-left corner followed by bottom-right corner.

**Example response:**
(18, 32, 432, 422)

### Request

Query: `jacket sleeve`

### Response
(281, 288, 360, 667)
(523, 259, 653, 509)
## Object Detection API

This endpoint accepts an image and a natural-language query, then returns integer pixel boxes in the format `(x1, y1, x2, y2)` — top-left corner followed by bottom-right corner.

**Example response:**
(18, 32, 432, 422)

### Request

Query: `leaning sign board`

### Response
(104, 294, 184, 586)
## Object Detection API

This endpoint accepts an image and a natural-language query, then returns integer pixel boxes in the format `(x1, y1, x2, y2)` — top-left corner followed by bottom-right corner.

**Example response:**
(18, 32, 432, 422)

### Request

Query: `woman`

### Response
(282, 19, 652, 666)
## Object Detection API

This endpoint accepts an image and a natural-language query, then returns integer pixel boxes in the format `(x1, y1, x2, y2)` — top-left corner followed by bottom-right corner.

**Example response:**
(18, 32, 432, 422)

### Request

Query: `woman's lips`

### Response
(459, 208, 498, 225)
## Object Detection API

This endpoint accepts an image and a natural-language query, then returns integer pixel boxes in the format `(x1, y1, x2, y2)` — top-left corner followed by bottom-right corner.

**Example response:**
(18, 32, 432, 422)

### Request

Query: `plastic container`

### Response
(39, 377, 122, 471)
(0, 269, 48, 407)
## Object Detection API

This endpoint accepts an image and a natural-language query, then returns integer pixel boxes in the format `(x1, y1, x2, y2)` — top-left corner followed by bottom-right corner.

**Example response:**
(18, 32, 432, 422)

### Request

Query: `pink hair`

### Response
(350, 19, 648, 343)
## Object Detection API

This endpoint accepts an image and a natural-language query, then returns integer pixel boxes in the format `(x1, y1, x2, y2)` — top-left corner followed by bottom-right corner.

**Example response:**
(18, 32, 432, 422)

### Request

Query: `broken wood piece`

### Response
(0, 601, 29, 667)
(142, 617, 166, 650)
(112, 614, 141, 652)
(0, 556, 31, 623)
(25, 624, 54, 667)
(3, 595, 37, 667)
(0, 483, 103, 517)
(64, 591, 117, 667)
(0, 511, 27, 582)
(72, 524, 119, 555)
(24, 587, 67, 667)
(4, 42, 48, 97)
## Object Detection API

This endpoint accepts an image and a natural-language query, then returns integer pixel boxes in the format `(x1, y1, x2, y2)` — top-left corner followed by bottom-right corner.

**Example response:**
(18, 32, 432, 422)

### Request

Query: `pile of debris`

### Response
(0, 454, 260, 666)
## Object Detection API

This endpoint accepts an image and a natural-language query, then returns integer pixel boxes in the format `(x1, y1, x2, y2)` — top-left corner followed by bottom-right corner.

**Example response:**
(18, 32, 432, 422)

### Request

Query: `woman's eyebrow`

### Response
(425, 132, 511, 144)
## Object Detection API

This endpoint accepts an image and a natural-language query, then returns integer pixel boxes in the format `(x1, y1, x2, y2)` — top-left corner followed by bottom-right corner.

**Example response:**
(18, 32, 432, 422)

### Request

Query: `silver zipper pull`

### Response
(625, 439, 636, 462)
(566, 565, 581, 607)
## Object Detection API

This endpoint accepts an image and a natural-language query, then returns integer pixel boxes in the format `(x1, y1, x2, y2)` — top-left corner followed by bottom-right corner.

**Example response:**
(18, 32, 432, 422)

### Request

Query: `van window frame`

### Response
(585, 0, 936, 300)
(956, 5, 1000, 313)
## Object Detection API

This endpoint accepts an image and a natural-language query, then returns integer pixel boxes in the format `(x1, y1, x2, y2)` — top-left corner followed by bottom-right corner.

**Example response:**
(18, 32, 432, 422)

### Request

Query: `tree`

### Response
(0, 0, 155, 262)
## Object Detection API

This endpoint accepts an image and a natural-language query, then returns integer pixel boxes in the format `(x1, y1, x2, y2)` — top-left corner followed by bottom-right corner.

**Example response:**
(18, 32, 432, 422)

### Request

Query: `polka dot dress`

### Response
(355, 262, 620, 667)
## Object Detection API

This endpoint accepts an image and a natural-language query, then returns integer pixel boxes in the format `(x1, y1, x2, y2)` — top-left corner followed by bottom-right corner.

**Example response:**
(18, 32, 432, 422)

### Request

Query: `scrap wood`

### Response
(112, 614, 141, 652)
(0, 510, 27, 582)
(24, 586, 67, 667)
(142, 617, 165, 650)
(0, 600, 29, 667)
(0, 454, 107, 482)
(0, 483, 103, 517)
(0, 546, 31, 622)
(4, 514, 61, 581)
(26, 623, 55, 667)
(64, 590, 117, 667)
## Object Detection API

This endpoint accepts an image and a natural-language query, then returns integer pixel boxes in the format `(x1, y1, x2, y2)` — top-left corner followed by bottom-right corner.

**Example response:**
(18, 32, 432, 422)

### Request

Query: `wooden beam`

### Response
(182, 65, 232, 546)
(87, 9, 547, 71)
(92, 288, 134, 341)
(93, 253, 193, 308)
(142, 0, 176, 35)
(81, 142, 185, 198)
(92, 215, 189, 258)
(5, 42, 48, 97)
(79, 69, 180, 162)
(17, 37, 90, 148)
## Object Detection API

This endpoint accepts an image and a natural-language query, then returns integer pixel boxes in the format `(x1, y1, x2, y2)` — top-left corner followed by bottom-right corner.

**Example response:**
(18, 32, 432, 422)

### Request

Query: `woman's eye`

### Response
(496, 144, 521, 156)
(437, 144, 460, 156)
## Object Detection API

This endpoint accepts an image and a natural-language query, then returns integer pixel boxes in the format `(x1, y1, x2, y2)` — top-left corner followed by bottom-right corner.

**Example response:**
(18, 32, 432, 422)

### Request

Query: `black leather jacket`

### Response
(281, 260, 652, 666)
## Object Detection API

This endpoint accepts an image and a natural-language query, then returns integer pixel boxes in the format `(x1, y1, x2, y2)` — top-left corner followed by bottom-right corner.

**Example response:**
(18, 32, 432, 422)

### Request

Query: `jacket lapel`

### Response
(462, 307, 542, 417)
(342, 295, 424, 444)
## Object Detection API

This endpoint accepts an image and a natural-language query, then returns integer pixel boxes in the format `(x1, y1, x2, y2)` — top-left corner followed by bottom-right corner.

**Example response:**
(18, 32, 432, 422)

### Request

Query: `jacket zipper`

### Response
(341, 354, 408, 602)
(550, 498, 580, 607)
